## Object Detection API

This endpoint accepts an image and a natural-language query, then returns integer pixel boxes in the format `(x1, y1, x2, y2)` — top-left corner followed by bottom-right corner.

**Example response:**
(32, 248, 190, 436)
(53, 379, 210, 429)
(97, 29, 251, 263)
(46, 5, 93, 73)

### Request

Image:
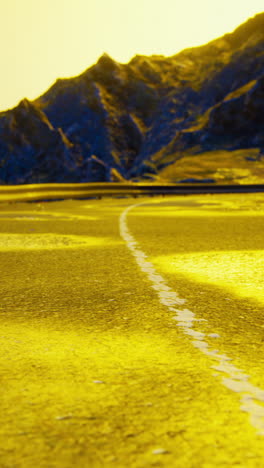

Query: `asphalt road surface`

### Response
(0, 193, 264, 467)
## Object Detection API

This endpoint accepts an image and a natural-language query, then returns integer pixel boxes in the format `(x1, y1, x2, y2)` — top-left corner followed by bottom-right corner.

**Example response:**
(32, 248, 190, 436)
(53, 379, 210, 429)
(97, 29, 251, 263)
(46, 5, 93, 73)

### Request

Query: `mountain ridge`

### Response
(0, 12, 263, 184)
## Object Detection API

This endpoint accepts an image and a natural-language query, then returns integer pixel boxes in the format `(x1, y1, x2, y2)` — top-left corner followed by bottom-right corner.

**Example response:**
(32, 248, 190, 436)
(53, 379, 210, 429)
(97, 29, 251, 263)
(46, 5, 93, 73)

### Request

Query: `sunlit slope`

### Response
(0, 13, 263, 184)
(159, 148, 264, 184)
(1, 196, 264, 466)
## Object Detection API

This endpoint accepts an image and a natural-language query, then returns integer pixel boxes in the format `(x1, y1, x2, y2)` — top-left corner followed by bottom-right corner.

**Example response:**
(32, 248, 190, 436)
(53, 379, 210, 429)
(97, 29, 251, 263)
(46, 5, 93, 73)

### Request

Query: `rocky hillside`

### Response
(0, 12, 263, 184)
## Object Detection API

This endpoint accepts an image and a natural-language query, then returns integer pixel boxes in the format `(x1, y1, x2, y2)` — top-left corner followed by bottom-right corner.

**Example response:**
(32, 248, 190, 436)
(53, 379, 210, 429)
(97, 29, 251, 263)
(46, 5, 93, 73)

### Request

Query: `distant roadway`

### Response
(0, 182, 264, 203)
(0, 193, 264, 467)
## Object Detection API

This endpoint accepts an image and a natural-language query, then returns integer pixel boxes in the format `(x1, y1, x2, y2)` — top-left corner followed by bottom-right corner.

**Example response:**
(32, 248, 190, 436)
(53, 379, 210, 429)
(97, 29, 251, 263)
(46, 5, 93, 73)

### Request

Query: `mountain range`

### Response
(0, 12, 263, 185)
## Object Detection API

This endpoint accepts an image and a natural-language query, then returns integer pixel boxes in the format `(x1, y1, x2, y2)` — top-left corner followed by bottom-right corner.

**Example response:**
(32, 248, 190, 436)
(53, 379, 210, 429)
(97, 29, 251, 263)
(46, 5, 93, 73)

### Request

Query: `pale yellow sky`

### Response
(0, 0, 263, 111)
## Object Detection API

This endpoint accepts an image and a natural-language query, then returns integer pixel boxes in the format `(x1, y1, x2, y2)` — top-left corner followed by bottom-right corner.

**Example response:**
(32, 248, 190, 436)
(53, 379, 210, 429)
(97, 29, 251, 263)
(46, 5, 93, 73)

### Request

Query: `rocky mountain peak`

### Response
(0, 13, 263, 184)
(96, 53, 119, 69)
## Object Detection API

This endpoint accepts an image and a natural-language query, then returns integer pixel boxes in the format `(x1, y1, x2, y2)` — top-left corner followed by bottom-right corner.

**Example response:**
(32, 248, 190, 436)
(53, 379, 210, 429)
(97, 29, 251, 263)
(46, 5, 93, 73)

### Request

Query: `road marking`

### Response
(120, 202, 264, 436)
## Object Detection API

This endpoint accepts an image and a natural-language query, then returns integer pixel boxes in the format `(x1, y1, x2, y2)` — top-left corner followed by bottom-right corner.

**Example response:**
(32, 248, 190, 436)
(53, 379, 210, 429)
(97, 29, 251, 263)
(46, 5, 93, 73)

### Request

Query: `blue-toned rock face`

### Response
(0, 13, 263, 184)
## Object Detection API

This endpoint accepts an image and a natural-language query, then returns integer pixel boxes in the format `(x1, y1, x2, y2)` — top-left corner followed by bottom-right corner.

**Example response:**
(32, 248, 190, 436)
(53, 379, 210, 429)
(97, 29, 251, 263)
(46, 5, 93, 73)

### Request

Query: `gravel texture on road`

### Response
(0, 194, 264, 467)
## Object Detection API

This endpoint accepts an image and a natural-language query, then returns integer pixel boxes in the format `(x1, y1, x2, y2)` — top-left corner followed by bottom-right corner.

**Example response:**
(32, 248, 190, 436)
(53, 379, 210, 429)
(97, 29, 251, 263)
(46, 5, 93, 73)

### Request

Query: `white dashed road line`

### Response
(120, 201, 264, 436)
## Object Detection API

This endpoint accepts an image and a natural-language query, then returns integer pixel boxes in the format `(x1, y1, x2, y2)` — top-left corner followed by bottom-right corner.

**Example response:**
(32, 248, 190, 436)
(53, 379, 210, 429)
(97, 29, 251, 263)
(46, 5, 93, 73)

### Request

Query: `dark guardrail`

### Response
(0, 182, 264, 202)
